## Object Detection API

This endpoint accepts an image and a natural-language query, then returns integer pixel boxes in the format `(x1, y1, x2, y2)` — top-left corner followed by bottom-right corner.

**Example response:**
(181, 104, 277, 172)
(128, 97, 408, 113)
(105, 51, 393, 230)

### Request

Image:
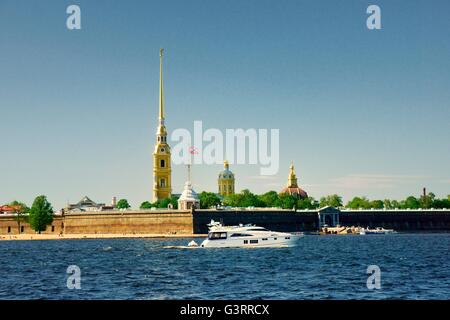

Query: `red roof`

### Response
(0, 205, 22, 213)
(280, 187, 308, 199)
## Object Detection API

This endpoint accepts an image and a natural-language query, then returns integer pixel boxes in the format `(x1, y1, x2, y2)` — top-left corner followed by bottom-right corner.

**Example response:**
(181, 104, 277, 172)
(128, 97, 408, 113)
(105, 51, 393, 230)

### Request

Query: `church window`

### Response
(160, 179, 165, 187)
(160, 159, 165, 168)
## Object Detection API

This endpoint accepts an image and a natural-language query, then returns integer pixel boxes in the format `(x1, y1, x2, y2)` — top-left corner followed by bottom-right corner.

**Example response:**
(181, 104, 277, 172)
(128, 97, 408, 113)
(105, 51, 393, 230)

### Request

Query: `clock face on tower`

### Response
(160, 148, 165, 153)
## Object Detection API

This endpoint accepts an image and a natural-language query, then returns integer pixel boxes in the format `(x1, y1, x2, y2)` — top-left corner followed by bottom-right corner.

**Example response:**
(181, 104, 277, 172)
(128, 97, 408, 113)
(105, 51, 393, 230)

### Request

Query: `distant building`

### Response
(0, 205, 22, 214)
(218, 160, 235, 196)
(65, 196, 115, 213)
(178, 165, 200, 210)
(280, 162, 308, 199)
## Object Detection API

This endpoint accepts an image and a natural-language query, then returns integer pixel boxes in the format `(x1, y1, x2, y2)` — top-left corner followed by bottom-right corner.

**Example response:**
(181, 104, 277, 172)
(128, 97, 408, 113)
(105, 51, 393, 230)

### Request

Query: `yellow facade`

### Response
(153, 49, 172, 202)
(218, 160, 235, 196)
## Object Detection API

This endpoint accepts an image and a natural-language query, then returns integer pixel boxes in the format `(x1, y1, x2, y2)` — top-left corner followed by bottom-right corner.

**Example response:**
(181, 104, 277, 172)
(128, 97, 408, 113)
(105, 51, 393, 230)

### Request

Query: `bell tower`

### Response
(152, 48, 172, 202)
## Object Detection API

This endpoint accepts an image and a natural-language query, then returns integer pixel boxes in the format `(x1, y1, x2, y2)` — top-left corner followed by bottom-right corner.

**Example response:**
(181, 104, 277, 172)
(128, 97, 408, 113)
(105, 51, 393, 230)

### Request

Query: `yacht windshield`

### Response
(208, 232, 227, 240)
(246, 228, 269, 231)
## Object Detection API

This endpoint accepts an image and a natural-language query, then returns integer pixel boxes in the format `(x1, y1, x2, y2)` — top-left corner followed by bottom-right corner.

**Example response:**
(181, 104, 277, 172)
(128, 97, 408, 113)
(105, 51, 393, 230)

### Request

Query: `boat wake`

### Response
(162, 245, 200, 249)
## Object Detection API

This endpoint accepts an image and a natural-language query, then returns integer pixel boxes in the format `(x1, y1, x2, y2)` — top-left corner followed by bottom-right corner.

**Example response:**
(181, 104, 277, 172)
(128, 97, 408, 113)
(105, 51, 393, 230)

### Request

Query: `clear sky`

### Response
(1, 0, 449, 209)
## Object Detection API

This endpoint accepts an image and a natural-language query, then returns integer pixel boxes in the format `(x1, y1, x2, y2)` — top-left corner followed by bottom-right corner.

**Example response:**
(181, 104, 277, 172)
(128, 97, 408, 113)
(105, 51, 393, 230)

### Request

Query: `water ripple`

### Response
(0, 233, 449, 299)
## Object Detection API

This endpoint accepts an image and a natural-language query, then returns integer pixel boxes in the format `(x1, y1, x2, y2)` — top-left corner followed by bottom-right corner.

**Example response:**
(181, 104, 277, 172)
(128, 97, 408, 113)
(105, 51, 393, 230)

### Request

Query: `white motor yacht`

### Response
(199, 220, 303, 248)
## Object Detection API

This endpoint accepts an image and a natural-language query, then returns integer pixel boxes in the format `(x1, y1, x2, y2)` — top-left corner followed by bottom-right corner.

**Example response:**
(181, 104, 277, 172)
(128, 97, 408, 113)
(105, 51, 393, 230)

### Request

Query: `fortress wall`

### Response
(0, 216, 64, 235)
(340, 210, 450, 230)
(62, 210, 193, 234)
(193, 210, 318, 234)
(193, 209, 450, 233)
(1, 209, 449, 236)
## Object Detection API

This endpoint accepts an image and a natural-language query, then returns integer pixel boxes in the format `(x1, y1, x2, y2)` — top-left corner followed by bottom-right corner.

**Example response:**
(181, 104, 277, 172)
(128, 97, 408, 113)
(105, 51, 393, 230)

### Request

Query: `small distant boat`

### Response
(187, 240, 199, 247)
(199, 220, 303, 248)
(359, 227, 396, 235)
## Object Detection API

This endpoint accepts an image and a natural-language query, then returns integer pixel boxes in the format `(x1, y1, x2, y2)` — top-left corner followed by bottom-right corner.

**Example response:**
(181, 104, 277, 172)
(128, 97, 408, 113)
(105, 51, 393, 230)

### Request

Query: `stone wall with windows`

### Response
(0, 210, 193, 235)
(0, 215, 64, 235)
(62, 210, 193, 234)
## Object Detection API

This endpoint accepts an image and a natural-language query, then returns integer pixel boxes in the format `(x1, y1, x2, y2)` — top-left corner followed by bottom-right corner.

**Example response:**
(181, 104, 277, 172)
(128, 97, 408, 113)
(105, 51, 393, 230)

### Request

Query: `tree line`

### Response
(136, 189, 450, 210)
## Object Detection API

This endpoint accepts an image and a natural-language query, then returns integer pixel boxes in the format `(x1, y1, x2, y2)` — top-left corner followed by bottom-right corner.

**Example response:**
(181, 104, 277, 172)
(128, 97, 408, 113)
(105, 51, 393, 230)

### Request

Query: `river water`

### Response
(0, 233, 448, 299)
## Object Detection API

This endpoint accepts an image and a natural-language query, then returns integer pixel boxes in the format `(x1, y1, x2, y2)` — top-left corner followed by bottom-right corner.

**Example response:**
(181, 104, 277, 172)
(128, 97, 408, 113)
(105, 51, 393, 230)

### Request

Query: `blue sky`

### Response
(1, 0, 449, 209)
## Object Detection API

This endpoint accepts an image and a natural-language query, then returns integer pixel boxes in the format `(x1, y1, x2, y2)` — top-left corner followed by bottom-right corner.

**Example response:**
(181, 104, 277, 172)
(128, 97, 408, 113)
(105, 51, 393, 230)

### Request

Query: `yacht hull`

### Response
(200, 234, 302, 248)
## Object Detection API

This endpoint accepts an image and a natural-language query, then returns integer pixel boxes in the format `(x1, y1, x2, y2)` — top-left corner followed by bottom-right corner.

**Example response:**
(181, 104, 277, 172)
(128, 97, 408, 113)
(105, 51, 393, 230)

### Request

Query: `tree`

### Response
(240, 189, 264, 207)
(346, 196, 370, 209)
(222, 193, 243, 207)
(116, 199, 131, 209)
(223, 189, 264, 208)
(199, 192, 221, 209)
(29, 195, 53, 234)
(258, 191, 280, 208)
(153, 196, 179, 209)
(383, 199, 392, 209)
(9, 200, 29, 233)
(391, 200, 401, 208)
(140, 201, 154, 209)
(319, 194, 343, 208)
(278, 193, 297, 209)
(401, 196, 420, 209)
(370, 200, 384, 209)
(297, 197, 319, 209)
(165, 196, 179, 209)
(420, 192, 435, 209)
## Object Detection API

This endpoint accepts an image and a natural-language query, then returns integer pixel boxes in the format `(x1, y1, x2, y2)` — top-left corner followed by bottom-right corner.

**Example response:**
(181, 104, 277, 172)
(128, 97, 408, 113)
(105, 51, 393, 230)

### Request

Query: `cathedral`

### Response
(280, 163, 308, 199)
(152, 49, 172, 202)
(151, 50, 305, 205)
(218, 160, 235, 196)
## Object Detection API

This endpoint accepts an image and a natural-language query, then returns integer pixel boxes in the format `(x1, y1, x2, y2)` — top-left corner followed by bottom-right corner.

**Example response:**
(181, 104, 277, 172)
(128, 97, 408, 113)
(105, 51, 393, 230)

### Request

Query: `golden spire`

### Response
(288, 162, 298, 187)
(224, 160, 229, 170)
(159, 48, 164, 122)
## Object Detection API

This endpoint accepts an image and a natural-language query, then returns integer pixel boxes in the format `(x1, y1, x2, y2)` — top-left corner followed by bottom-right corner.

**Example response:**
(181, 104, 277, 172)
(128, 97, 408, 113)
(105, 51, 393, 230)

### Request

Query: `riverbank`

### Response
(0, 233, 206, 241)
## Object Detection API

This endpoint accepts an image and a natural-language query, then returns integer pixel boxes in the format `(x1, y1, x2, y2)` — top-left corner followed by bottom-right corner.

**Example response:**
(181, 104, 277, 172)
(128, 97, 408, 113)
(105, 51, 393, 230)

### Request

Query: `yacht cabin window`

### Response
(208, 232, 227, 240)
